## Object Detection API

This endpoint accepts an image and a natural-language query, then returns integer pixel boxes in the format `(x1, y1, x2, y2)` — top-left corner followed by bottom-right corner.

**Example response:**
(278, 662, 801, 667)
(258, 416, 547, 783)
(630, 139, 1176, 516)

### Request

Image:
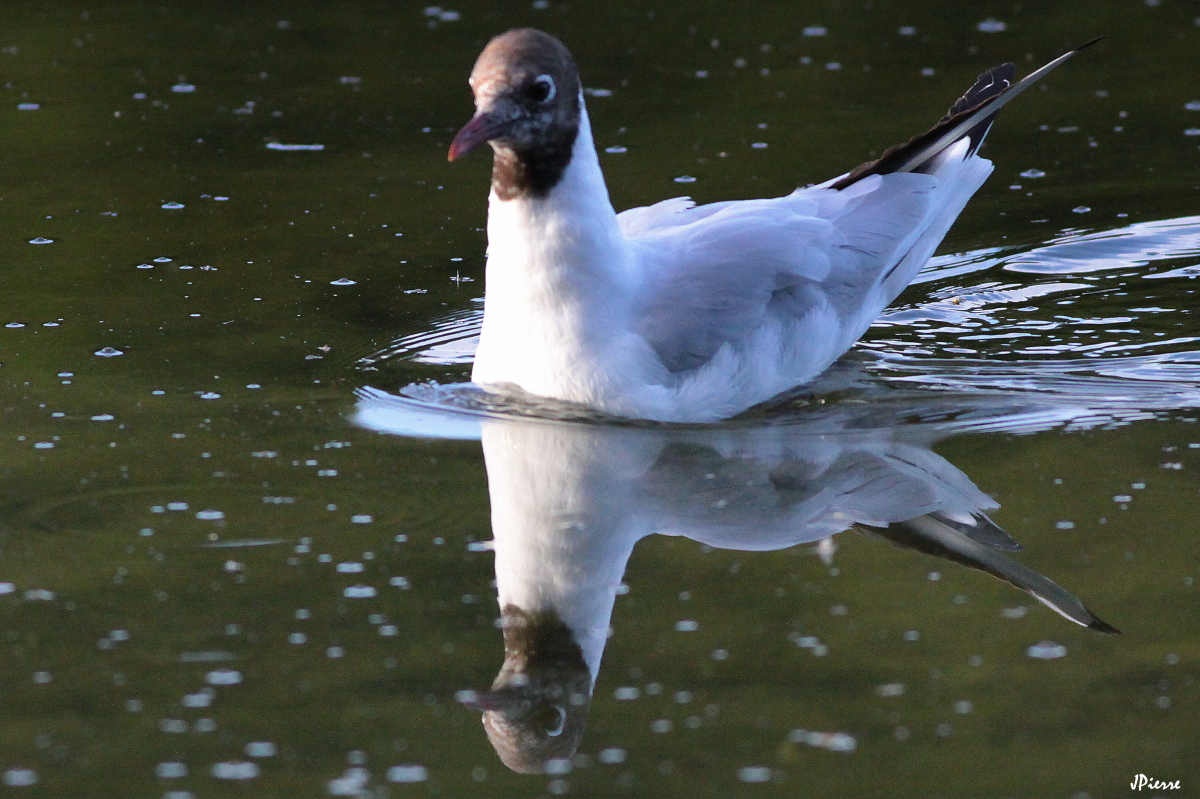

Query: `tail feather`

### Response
(831, 39, 1101, 190)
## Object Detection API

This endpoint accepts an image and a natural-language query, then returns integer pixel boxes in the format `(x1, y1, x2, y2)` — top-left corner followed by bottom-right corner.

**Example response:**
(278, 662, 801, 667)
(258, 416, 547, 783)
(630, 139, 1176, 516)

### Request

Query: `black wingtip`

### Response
(1085, 610, 1121, 635)
(1076, 36, 1106, 52)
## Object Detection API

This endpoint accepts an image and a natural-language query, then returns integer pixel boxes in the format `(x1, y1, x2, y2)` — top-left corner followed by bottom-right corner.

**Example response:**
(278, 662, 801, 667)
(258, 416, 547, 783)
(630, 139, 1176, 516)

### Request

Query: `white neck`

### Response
(471, 104, 657, 411)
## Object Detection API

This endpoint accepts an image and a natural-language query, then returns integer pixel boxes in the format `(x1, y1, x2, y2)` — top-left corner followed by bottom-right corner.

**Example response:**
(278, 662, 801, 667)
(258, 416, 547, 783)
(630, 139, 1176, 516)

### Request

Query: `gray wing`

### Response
(619, 174, 937, 374)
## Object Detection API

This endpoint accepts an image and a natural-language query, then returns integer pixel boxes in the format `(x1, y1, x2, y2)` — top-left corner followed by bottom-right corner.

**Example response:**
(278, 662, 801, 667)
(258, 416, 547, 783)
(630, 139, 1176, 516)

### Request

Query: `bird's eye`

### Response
(542, 705, 567, 737)
(529, 74, 556, 103)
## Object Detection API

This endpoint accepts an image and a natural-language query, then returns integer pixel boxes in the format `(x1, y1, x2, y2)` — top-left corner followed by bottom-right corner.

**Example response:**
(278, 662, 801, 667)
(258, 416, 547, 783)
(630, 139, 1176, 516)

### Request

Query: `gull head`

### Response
(449, 28, 582, 199)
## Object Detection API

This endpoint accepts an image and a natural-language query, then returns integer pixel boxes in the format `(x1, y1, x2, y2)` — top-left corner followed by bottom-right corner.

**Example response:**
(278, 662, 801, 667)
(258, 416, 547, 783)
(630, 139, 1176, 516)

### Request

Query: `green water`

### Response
(1, 2, 1198, 797)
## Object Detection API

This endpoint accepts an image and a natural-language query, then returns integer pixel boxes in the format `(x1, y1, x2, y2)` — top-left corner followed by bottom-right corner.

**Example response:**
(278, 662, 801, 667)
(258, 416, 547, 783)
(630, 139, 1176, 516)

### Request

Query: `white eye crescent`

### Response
(533, 74, 556, 103)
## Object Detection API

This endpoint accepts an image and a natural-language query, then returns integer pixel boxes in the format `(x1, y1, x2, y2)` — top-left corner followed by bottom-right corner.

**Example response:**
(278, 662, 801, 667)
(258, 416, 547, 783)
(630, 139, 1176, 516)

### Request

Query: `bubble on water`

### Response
(344, 585, 376, 598)
(94, 347, 124, 357)
(604, 145, 627, 153)
(1072, 206, 1091, 214)
(330, 278, 357, 285)
(788, 728, 857, 752)
(803, 26, 827, 36)
(17, 102, 40, 110)
(157, 762, 188, 778)
(977, 18, 1006, 32)
(205, 668, 243, 685)
(3, 768, 38, 786)
(266, 142, 325, 151)
(161, 202, 185, 209)
(28, 236, 53, 244)
(91, 414, 115, 421)
(674, 175, 696, 183)
(212, 761, 259, 780)
(737, 766, 772, 783)
(1026, 641, 1068, 659)
(386, 765, 429, 783)
(245, 741, 276, 758)
(1020, 168, 1046, 178)
(171, 83, 196, 93)
(167, 502, 189, 511)
(337, 562, 364, 573)
(196, 510, 225, 520)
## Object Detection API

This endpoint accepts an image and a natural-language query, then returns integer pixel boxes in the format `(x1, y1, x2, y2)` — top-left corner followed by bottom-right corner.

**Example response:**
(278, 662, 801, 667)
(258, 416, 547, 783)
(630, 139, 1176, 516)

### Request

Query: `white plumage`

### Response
(450, 29, 1092, 422)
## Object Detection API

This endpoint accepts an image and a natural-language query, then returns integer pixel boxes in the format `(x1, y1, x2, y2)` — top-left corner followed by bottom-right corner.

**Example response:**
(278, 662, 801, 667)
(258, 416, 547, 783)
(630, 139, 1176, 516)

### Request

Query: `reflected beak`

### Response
(448, 111, 513, 161)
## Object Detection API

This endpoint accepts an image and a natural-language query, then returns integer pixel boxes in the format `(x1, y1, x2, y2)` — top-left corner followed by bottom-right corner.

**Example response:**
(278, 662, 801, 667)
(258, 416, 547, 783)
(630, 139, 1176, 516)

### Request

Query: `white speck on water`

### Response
(876, 682, 906, 697)
(694, 70, 708, 78)
(171, 83, 195, 93)
(788, 729, 857, 752)
(386, 765, 429, 783)
(750, 142, 768, 149)
(467, 540, 494, 552)
(166, 502, 188, 511)
(977, 18, 1007, 32)
(6, 322, 24, 327)
(327, 645, 344, 658)
(17, 102, 40, 110)
(28, 237, 53, 244)
(3, 769, 38, 786)
(350, 514, 373, 524)
(675, 175, 696, 183)
(330, 278, 357, 285)
(1185, 128, 1200, 136)
(711, 648, 729, 660)
(157, 762, 188, 778)
(212, 761, 259, 780)
(584, 88, 613, 97)
(614, 686, 640, 700)
(182, 691, 212, 708)
(24, 589, 54, 601)
(1026, 640, 1068, 659)
(675, 620, 699, 631)
(199, 391, 220, 399)
(802, 26, 827, 36)
(1020, 168, 1046, 178)
(380, 625, 397, 636)
(159, 719, 188, 733)
(825, 62, 841, 70)
(32, 671, 51, 684)
(161, 202, 185, 209)
(266, 142, 325, 151)
(921, 68, 936, 77)
(94, 346, 123, 357)
(0, 583, 14, 594)
(338, 76, 362, 85)
(125, 699, 144, 712)
(1001, 605, 1029, 618)
(1186, 101, 1200, 111)
(337, 562, 364, 573)
(898, 26, 916, 35)
(650, 719, 673, 733)
(903, 630, 920, 641)
(1072, 206, 1091, 214)
(1055, 521, 1075, 529)
(390, 576, 410, 589)
(954, 700, 974, 714)
(737, 766, 772, 783)
(1114, 494, 1133, 503)
(605, 145, 627, 153)
(196, 509, 225, 520)
(245, 741, 276, 758)
(205, 668, 243, 685)
(328, 767, 370, 795)
(33, 442, 53, 450)
(598, 748, 626, 764)
(288, 632, 307, 644)
(928, 571, 941, 581)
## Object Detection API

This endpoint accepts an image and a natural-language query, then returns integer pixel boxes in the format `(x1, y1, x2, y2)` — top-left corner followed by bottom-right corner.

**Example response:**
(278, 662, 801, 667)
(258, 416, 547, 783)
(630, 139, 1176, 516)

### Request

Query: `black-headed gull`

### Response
(449, 29, 1094, 422)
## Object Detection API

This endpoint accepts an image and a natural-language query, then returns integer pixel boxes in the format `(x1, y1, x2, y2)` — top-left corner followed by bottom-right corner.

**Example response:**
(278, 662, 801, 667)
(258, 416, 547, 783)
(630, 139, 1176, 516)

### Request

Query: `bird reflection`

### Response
(353, 389, 1117, 774)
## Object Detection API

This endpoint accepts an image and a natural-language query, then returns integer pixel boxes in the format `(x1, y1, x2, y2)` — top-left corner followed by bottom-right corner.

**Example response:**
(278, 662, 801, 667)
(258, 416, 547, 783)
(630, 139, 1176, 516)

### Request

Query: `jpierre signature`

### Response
(1131, 774, 1181, 791)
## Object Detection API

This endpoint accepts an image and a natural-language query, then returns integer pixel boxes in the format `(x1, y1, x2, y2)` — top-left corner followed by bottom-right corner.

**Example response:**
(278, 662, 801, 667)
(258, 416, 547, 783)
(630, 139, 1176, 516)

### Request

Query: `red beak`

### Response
(448, 112, 513, 161)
